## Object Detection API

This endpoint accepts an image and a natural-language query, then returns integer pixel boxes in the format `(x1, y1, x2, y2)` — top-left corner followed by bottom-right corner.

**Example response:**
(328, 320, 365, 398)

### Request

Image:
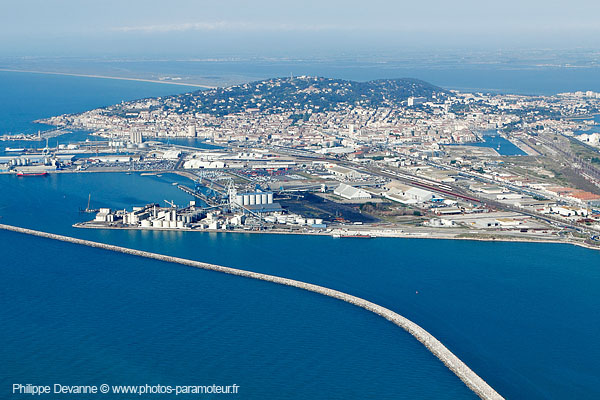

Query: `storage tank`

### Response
(168, 220, 176, 228)
(267, 192, 274, 204)
(236, 195, 243, 206)
(141, 220, 151, 228)
(249, 194, 256, 205)
(177, 221, 184, 228)
(261, 194, 268, 204)
(307, 218, 316, 225)
(242, 194, 250, 206)
(315, 219, 323, 225)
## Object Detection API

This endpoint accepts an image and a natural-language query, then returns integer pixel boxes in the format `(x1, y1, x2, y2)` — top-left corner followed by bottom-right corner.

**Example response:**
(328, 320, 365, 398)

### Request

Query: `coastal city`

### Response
(4, 1, 600, 399)
(2, 76, 599, 248)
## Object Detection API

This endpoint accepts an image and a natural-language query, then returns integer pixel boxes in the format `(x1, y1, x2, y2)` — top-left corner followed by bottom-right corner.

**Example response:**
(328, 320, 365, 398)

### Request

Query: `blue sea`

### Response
(1, 70, 600, 400)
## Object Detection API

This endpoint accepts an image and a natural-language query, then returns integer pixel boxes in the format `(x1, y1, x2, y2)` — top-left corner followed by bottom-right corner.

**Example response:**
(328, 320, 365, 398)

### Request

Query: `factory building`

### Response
(183, 160, 226, 169)
(384, 181, 435, 204)
(326, 164, 364, 180)
(405, 188, 435, 203)
(334, 183, 372, 200)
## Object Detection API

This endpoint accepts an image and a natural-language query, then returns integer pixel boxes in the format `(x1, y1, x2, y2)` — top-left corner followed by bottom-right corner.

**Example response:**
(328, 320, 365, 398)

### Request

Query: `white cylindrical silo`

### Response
(261, 194, 268, 204)
(249, 194, 256, 205)
(267, 192, 273, 204)
(243, 194, 250, 206)
(236, 195, 243, 205)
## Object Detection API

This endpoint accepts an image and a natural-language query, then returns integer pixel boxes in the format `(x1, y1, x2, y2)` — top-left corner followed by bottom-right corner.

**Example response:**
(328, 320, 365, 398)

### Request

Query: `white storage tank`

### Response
(249, 194, 256, 205)
(267, 192, 273, 204)
(242, 195, 250, 206)
(169, 220, 177, 228)
(177, 221, 184, 228)
(152, 220, 162, 228)
(261, 193, 268, 204)
(236, 195, 243, 206)
(141, 220, 151, 228)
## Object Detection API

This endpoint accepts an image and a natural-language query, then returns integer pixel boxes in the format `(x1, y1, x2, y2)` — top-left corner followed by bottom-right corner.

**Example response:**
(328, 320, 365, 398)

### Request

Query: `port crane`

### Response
(79, 193, 98, 213)
(163, 200, 177, 208)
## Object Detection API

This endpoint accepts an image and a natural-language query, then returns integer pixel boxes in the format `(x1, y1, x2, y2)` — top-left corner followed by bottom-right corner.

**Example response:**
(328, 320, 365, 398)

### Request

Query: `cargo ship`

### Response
(16, 171, 48, 177)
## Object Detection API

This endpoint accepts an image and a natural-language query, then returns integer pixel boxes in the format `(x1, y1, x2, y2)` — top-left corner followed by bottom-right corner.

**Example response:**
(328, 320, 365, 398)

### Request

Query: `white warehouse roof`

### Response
(334, 183, 372, 200)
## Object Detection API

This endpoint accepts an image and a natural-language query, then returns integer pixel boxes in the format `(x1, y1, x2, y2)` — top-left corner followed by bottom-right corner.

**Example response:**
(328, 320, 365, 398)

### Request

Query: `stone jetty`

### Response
(1, 223, 503, 400)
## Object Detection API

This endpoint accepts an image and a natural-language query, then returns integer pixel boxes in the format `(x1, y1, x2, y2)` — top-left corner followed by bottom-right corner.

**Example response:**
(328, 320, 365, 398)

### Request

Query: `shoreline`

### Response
(73, 222, 600, 252)
(0, 68, 217, 89)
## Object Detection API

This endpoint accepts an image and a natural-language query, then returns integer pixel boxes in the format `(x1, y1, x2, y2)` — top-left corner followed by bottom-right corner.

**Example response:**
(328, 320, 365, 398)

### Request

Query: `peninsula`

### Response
(3, 76, 599, 248)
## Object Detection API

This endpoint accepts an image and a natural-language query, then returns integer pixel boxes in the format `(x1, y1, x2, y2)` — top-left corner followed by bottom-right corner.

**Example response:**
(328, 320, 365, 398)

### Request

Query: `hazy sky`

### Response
(2, 0, 599, 56)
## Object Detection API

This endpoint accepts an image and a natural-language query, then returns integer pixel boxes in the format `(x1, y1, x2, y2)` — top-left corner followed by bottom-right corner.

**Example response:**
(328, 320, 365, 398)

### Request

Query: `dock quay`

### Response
(177, 184, 218, 206)
(1, 223, 503, 400)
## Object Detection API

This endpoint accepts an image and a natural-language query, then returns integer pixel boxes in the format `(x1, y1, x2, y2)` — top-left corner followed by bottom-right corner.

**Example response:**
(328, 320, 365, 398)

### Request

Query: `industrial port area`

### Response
(4, 76, 600, 247)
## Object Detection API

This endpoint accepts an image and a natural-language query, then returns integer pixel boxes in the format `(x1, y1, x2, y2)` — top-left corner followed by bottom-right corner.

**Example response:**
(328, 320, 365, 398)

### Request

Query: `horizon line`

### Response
(0, 68, 217, 89)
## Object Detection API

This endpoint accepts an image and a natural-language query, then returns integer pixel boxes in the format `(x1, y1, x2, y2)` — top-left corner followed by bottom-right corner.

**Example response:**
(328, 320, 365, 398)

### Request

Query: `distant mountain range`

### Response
(156, 76, 448, 116)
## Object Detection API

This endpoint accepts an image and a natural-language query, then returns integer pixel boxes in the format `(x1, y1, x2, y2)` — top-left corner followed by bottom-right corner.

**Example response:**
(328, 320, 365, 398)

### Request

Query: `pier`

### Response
(1, 223, 503, 400)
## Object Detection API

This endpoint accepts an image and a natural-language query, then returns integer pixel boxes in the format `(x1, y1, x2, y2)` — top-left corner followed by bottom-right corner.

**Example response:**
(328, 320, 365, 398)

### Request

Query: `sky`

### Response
(1, 0, 599, 57)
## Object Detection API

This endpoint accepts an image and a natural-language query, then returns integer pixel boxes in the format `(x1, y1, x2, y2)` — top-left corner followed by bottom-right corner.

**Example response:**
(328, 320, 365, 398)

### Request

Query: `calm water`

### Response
(576, 114, 600, 136)
(1, 71, 600, 399)
(57, 58, 600, 95)
(461, 131, 527, 156)
(1, 229, 474, 400)
(0, 70, 197, 136)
